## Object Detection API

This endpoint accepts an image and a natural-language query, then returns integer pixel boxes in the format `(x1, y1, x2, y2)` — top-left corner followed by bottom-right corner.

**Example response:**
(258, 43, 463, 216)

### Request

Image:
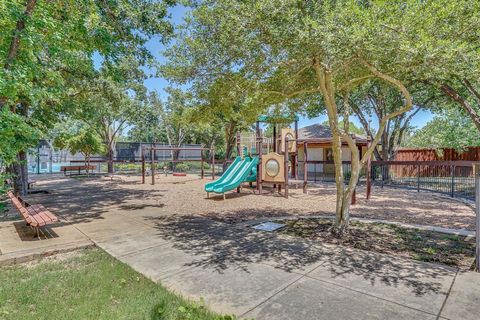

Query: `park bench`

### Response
(60, 165, 96, 176)
(7, 191, 59, 238)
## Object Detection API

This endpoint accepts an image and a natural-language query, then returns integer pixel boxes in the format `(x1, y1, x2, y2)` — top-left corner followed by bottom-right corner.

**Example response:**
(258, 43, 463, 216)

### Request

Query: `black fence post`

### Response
(417, 164, 420, 192)
(381, 164, 384, 189)
(451, 165, 455, 198)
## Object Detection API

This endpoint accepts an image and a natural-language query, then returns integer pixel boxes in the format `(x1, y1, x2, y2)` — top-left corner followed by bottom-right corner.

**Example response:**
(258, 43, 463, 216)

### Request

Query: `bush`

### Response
(188, 161, 210, 170)
(175, 163, 190, 172)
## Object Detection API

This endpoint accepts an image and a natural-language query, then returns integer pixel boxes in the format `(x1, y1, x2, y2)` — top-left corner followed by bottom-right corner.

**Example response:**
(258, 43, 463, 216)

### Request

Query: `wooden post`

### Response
(294, 120, 298, 180)
(272, 125, 277, 189)
(256, 121, 262, 195)
(151, 148, 155, 185)
(284, 137, 289, 198)
(201, 150, 204, 179)
(303, 142, 308, 194)
(211, 149, 215, 180)
(273, 125, 277, 153)
(366, 142, 372, 200)
(351, 188, 356, 205)
(141, 147, 145, 184)
(236, 131, 241, 155)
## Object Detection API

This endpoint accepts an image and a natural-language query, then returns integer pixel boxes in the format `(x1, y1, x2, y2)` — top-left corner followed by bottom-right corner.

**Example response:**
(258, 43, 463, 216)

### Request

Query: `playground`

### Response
(2, 115, 480, 319)
(4, 173, 474, 230)
(1, 173, 479, 319)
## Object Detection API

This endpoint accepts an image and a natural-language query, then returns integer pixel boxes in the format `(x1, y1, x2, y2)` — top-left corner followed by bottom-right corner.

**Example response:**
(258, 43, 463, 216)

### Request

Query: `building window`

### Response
(325, 148, 334, 162)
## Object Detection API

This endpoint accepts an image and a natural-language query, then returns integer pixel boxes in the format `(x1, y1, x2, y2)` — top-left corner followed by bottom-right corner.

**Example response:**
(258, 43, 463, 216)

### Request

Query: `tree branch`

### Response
(358, 59, 413, 166)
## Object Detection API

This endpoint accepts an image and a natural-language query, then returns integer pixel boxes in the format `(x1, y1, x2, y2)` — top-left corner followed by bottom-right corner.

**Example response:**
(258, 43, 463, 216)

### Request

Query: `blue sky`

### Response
(139, 5, 433, 131)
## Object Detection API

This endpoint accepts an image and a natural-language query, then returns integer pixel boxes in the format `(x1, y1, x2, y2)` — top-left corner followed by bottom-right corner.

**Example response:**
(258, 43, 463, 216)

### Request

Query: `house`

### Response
(295, 124, 369, 180)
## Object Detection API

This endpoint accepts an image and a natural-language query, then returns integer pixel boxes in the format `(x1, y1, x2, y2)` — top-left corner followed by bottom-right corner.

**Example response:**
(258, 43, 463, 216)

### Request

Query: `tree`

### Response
(128, 109, 169, 144)
(322, 119, 365, 136)
(404, 109, 480, 151)
(380, 1, 480, 135)
(1, 0, 174, 194)
(164, 0, 417, 233)
(190, 73, 261, 161)
(161, 88, 196, 163)
(53, 122, 105, 174)
(347, 82, 422, 161)
(0, 108, 39, 194)
(66, 129, 105, 174)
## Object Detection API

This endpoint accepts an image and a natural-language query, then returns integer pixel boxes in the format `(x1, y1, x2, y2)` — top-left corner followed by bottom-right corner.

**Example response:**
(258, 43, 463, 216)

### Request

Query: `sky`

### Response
(138, 4, 433, 131)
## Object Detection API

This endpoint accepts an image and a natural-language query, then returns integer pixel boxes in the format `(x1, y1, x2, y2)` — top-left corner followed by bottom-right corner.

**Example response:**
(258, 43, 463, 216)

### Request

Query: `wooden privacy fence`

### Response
(395, 147, 480, 162)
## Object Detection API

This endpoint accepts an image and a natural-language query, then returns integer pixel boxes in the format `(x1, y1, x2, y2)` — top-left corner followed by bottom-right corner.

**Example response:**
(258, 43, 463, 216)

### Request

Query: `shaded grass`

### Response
(280, 218, 475, 269)
(0, 248, 234, 320)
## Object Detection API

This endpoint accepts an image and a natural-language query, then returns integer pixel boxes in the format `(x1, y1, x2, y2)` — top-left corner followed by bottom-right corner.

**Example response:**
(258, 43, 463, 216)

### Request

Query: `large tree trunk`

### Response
(313, 57, 413, 234)
(107, 143, 114, 174)
(224, 122, 237, 171)
(11, 104, 29, 195)
(3, 0, 38, 193)
(12, 151, 28, 196)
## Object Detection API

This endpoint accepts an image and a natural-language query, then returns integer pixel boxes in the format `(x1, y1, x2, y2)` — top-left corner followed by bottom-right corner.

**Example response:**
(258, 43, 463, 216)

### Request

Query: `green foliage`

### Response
(67, 129, 105, 159)
(53, 121, 105, 160)
(404, 109, 480, 151)
(322, 120, 365, 136)
(0, 108, 39, 167)
(1, 0, 175, 174)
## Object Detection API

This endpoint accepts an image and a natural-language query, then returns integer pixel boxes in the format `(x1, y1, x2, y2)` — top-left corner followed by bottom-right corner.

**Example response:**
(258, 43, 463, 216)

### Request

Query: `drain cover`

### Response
(252, 222, 285, 232)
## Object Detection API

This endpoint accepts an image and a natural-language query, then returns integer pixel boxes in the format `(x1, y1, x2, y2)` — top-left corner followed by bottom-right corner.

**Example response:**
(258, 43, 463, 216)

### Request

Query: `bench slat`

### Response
(29, 205, 58, 223)
(26, 208, 53, 226)
(8, 193, 58, 233)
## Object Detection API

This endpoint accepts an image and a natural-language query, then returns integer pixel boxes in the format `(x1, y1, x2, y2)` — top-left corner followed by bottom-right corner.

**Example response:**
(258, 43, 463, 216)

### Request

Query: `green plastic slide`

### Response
(204, 156, 258, 195)
(205, 156, 242, 193)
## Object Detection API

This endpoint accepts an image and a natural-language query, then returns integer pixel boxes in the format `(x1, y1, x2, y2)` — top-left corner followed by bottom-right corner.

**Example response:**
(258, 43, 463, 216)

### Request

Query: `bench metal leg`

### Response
(33, 227, 39, 238)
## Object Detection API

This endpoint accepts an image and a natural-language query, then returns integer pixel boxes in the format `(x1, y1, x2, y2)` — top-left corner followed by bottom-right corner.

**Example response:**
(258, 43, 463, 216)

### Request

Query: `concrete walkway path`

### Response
(68, 212, 480, 320)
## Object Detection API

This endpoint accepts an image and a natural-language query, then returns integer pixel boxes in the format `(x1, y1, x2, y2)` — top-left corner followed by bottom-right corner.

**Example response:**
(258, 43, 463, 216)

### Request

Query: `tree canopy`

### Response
(405, 109, 480, 151)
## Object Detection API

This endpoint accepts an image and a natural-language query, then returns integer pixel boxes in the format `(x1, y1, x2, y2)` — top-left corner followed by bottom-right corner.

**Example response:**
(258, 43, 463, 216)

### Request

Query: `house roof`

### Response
(297, 124, 368, 145)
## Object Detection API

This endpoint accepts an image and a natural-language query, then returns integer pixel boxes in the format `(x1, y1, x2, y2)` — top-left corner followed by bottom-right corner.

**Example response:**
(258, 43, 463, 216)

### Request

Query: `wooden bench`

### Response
(7, 191, 59, 238)
(60, 165, 96, 176)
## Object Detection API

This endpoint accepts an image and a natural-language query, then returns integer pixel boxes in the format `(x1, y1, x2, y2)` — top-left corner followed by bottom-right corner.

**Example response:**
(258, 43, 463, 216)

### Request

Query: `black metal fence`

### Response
(371, 161, 476, 200)
(297, 160, 354, 182)
(296, 160, 477, 200)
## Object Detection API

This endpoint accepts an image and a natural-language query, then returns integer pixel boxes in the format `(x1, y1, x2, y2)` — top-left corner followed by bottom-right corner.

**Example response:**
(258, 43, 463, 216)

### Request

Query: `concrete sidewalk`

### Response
(0, 219, 93, 266)
(76, 213, 480, 320)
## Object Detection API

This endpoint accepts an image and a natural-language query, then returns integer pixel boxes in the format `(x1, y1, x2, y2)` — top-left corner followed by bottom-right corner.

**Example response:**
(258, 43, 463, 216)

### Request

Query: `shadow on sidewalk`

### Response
(146, 215, 455, 297)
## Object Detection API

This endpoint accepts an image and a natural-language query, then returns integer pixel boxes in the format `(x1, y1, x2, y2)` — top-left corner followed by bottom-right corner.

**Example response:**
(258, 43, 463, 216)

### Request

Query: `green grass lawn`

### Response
(0, 248, 233, 320)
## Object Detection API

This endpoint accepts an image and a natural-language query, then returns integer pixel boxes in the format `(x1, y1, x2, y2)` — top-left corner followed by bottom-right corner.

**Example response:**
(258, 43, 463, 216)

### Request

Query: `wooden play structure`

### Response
(215, 113, 373, 202)
(141, 146, 215, 185)
(253, 115, 299, 198)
